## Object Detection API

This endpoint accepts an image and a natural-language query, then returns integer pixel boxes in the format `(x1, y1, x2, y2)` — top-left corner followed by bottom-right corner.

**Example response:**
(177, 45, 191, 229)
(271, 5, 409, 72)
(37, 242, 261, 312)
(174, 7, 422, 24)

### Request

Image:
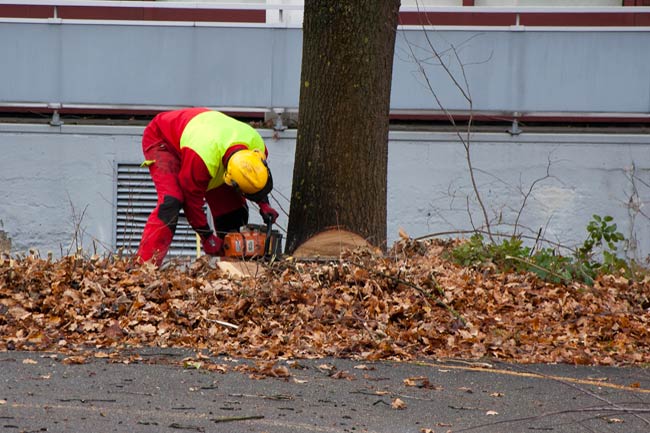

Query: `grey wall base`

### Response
(1, 124, 648, 261)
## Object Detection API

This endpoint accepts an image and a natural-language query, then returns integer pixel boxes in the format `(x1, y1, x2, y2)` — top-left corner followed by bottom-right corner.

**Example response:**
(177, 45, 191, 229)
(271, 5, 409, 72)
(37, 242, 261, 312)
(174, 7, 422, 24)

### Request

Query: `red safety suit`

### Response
(136, 108, 268, 266)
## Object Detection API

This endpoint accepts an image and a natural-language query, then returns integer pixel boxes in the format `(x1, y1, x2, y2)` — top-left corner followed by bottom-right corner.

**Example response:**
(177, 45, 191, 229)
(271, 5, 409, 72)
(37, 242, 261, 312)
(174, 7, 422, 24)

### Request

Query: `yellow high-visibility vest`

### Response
(180, 111, 265, 190)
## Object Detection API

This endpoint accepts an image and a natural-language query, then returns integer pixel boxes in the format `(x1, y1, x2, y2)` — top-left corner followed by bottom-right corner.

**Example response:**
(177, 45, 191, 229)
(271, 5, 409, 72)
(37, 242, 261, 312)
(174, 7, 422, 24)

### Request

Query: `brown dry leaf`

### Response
(9, 306, 30, 320)
(317, 364, 335, 372)
(204, 363, 228, 373)
(485, 410, 499, 416)
(244, 362, 292, 379)
(271, 365, 291, 378)
(62, 355, 87, 365)
(330, 370, 355, 381)
(391, 398, 407, 410)
(353, 364, 375, 371)
(22, 359, 38, 365)
(134, 323, 157, 335)
(403, 376, 440, 389)
(404, 378, 417, 387)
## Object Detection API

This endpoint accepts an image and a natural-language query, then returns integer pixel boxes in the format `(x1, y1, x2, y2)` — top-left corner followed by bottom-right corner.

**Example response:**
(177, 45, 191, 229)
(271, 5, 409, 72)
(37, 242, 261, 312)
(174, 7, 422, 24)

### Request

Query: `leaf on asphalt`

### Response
(404, 377, 420, 386)
(203, 363, 228, 373)
(607, 417, 624, 423)
(330, 370, 355, 380)
(317, 364, 336, 372)
(286, 360, 307, 369)
(485, 410, 499, 416)
(62, 355, 87, 365)
(241, 361, 291, 380)
(183, 360, 203, 370)
(404, 376, 441, 389)
(270, 365, 290, 378)
(353, 364, 375, 370)
(40, 354, 58, 359)
(391, 398, 407, 410)
(22, 358, 37, 364)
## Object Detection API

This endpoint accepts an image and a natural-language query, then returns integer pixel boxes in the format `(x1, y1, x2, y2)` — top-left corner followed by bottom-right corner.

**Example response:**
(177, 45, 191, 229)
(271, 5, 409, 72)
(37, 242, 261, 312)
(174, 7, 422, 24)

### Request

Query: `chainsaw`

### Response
(222, 219, 282, 260)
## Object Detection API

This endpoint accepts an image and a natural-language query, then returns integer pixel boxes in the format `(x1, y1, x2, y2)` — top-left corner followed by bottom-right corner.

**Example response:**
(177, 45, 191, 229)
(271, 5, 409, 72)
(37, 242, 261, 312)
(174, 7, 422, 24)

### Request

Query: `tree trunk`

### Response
(286, 0, 400, 254)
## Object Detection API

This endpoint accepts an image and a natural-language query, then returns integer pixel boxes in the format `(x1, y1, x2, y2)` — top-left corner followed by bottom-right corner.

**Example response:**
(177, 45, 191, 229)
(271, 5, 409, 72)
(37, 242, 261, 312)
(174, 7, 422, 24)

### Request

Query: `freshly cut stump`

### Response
(292, 228, 375, 259)
(215, 260, 264, 279)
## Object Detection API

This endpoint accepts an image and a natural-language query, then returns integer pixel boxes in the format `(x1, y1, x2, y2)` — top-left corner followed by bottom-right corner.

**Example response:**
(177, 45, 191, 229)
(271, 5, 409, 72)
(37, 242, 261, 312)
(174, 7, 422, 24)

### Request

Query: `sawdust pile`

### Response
(1, 238, 649, 366)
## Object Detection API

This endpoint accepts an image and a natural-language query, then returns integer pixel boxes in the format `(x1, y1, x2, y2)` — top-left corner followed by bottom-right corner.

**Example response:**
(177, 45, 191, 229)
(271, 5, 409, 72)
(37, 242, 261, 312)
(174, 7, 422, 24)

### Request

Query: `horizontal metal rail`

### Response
(0, 0, 304, 11)
(1, 1, 648, 13)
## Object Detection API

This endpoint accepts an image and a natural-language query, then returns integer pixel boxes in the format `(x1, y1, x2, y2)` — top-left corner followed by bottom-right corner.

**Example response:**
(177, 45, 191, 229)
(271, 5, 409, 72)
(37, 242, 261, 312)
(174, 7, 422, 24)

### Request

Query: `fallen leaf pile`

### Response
(1, 238, 649, 366)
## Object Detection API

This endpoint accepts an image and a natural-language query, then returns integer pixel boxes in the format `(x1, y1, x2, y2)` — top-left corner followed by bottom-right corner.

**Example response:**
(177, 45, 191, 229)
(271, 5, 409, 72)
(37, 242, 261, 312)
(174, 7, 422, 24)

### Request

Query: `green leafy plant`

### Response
(448, 234, 530, 273)
(448, 215, 631, 285)
(448, 234, 491, 268)
(576, 215, 628, 277)
(527, 248, 574, 284)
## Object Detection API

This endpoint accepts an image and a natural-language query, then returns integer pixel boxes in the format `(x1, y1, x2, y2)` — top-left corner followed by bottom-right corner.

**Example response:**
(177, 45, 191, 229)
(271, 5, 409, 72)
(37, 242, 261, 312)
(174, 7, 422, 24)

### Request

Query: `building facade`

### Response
(0, 1, 649, 260)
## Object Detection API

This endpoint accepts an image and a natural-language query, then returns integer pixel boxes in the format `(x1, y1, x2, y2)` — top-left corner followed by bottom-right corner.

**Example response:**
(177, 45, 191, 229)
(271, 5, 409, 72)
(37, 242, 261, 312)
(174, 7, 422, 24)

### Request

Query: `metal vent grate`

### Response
(115, 164, 203, 257)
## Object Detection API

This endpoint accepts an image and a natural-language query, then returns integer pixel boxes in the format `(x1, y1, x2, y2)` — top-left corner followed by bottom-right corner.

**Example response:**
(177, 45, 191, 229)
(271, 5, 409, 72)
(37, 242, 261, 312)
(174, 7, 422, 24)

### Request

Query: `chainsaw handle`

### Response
(261, 213, 274, 225)
(264, 221, 273, 257)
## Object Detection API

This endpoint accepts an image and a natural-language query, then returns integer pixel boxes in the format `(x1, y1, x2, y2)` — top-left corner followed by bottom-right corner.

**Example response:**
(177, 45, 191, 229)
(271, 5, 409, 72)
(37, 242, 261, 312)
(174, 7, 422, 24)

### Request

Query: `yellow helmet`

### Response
(224, 149, 271, 196)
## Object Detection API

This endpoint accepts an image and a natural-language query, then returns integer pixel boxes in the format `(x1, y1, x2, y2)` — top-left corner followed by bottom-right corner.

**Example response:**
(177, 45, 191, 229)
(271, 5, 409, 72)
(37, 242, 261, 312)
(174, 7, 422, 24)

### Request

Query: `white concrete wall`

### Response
(389, 131, 650, 261)
(0, 124, 648, 260)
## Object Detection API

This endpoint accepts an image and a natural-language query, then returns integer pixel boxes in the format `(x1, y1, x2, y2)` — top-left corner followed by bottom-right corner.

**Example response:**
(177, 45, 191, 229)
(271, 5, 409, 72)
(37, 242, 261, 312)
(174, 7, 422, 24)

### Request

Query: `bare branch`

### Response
(513, 152, 553, 236)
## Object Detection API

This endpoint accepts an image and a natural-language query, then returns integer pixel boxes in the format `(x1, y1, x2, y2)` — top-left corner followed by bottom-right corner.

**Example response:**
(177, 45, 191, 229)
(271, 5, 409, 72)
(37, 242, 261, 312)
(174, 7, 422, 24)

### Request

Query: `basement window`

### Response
(115, 163, 204, 258)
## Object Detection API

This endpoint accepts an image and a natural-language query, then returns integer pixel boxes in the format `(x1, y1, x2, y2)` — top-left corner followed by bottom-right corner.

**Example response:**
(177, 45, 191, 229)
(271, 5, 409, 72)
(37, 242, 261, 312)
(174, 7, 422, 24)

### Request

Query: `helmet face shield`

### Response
(242, 171, 273, 203)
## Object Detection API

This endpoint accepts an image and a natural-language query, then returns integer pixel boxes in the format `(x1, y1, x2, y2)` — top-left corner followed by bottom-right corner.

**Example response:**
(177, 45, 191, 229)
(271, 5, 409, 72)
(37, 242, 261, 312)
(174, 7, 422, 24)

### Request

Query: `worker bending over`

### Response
(136, 108, 279, 266)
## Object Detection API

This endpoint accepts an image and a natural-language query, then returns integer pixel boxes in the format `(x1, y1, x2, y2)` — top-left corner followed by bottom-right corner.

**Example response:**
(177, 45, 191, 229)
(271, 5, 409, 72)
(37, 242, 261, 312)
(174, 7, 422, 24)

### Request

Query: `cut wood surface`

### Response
(215, 260, 265, 279)
(292, 228, 375, 259)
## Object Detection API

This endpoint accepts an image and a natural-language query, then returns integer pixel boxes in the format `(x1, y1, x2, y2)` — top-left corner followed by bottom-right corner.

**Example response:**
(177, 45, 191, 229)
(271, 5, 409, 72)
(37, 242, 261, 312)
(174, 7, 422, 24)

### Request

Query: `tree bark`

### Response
(286, 0, 400, 254)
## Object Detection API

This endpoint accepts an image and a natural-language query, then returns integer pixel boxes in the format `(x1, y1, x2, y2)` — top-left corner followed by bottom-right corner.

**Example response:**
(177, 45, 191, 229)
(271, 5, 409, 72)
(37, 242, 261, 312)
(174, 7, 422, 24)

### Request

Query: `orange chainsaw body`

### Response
(222, 224, 282, 259)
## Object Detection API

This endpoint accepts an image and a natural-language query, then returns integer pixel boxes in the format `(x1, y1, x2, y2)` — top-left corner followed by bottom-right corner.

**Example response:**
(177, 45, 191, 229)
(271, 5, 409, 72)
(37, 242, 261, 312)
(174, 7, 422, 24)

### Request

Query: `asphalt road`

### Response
(1, 349, 649, 433)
